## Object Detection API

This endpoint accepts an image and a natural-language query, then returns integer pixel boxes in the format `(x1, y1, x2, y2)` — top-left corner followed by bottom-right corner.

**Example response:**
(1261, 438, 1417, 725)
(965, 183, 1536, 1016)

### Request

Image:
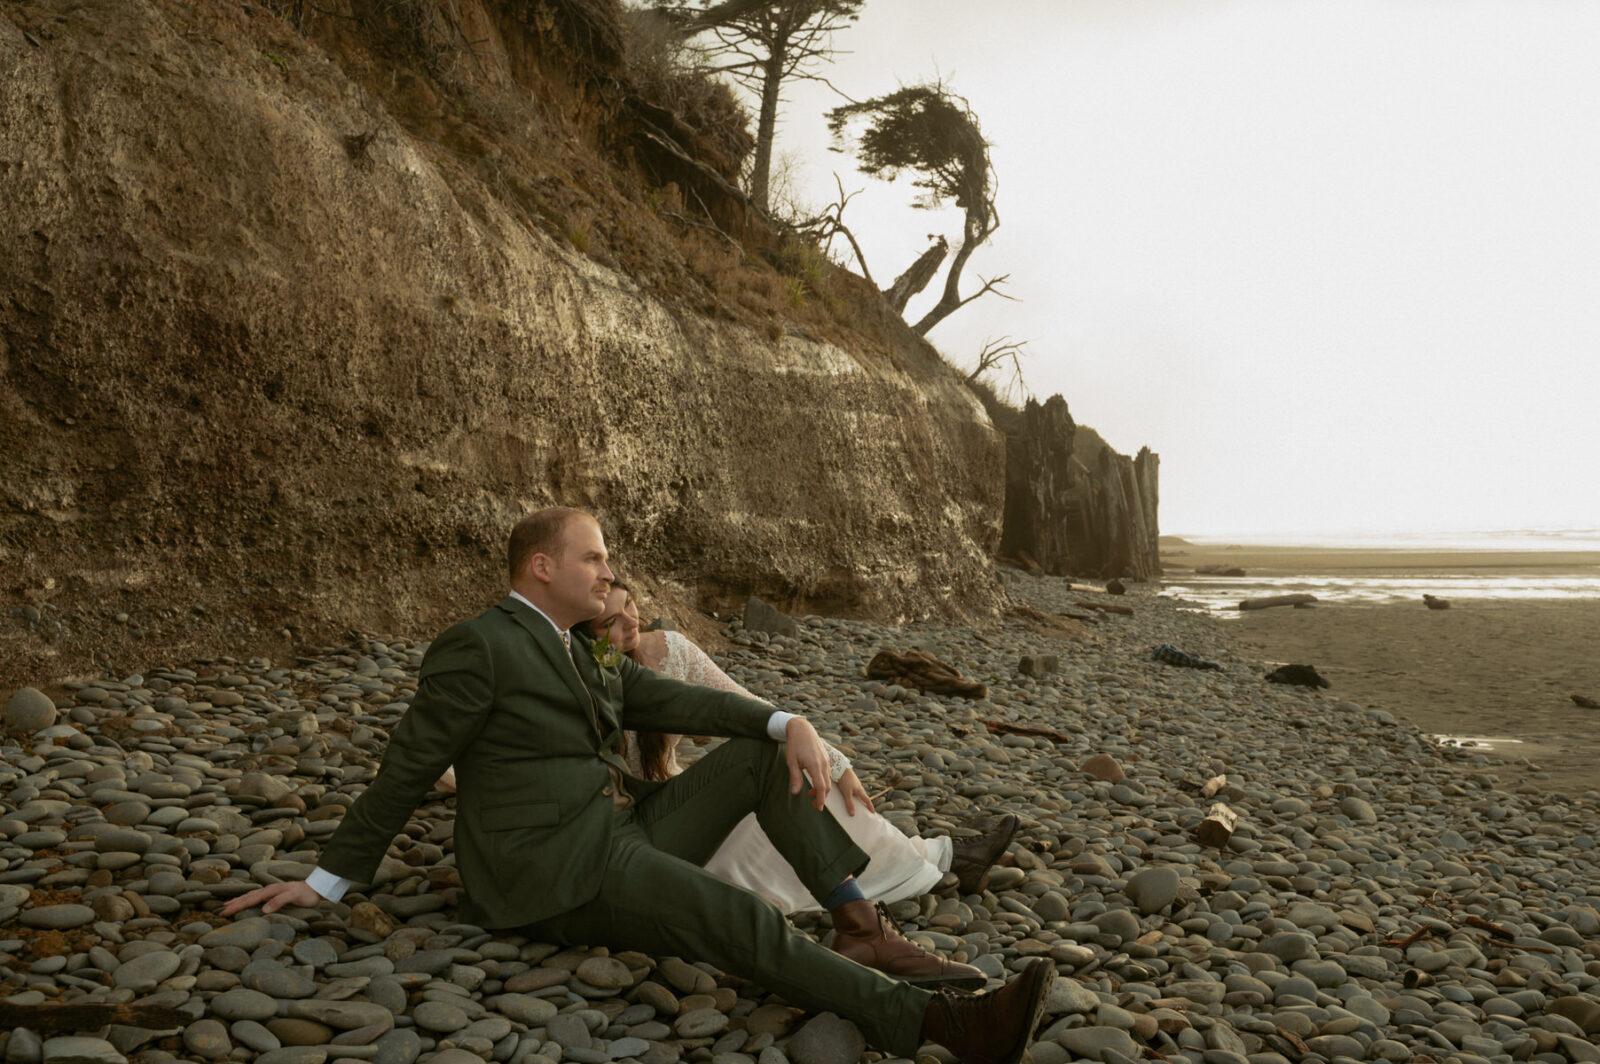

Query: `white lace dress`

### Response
(628, 631, 950, 913)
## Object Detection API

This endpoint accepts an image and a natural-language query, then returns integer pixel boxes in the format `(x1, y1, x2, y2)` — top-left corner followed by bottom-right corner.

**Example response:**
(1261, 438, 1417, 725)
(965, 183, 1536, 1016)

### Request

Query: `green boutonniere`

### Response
(591, 634, 622, 669)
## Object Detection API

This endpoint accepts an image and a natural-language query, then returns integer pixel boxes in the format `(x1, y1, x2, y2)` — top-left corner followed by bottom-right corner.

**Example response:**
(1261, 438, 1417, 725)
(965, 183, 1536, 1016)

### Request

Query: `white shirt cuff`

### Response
(306, 865, 354, 903)
(767, 710, 798, 740)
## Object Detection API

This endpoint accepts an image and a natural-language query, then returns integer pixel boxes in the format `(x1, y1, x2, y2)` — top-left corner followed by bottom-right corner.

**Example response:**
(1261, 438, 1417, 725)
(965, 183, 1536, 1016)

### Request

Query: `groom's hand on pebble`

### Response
(220, 880, 324, 917)
(784, 717, 832, 810)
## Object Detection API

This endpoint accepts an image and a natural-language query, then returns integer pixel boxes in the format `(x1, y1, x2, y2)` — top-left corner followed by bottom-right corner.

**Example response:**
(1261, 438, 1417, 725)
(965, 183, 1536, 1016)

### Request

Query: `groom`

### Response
(223, 507, 1053, 1064)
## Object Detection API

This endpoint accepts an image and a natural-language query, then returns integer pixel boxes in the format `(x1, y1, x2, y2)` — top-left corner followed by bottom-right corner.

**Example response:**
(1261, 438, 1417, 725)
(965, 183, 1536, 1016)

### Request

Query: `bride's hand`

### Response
(838, 768, 874, 815)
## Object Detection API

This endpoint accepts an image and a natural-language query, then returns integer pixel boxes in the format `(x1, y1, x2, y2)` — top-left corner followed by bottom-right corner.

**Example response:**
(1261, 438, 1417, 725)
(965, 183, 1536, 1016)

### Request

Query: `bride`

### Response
(585, 581, 1017, 914)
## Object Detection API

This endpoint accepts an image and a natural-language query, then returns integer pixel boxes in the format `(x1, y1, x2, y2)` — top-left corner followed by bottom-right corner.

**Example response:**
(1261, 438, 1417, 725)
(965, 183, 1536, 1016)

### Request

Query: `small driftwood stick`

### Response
(1238, 594, 1317, 611)
(982, 720, 1075, 744)
(1462, 914, 1515, 940)
(1273, 1026, 1310, 1055)
(1075, 600, 1135, 616)
(1195, 802, 1238, 849)
(1381, 926, 1433, 949)
(1200, 774, 1227, 799)
(1476, 936, 1557, 954)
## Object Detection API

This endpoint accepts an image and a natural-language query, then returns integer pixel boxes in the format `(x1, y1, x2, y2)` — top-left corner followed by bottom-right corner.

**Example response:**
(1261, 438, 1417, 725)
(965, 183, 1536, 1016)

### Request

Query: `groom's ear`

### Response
(527, 551, 554, 585)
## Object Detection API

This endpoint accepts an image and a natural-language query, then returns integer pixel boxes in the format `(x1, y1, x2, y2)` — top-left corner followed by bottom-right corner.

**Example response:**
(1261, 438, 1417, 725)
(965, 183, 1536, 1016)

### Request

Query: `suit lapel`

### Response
(497, 596, 596, 733)
(570, 629, 624, 740)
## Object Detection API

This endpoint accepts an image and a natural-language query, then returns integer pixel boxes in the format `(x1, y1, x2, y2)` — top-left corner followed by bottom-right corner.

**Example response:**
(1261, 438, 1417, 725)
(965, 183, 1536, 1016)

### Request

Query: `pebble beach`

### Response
(3, 570, 1600, 1064)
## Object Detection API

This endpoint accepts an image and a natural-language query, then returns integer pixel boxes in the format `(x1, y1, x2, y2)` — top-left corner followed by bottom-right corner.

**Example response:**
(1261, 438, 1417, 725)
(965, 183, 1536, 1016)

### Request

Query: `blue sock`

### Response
(823, 877, 865, 910)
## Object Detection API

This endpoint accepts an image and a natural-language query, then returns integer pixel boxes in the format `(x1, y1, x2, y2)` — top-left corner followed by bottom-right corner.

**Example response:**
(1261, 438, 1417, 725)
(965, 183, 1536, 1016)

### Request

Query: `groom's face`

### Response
(544, 516, 614, 626)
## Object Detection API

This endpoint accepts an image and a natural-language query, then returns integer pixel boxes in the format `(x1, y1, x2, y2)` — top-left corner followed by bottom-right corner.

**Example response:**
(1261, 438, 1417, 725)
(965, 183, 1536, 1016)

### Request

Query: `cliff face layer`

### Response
(999, 396, 1161, 581)
(0, 0, 1003, 686)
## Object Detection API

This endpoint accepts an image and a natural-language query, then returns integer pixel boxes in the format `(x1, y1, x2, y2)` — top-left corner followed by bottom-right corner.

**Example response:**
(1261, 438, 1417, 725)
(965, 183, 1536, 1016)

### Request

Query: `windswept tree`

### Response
(662, 0, 865, 213)
(828, 82, 1007, 335)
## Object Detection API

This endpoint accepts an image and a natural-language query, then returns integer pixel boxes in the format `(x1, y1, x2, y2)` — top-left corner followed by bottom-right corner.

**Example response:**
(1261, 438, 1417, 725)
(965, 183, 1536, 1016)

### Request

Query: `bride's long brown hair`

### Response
(592, 580, 677, 781)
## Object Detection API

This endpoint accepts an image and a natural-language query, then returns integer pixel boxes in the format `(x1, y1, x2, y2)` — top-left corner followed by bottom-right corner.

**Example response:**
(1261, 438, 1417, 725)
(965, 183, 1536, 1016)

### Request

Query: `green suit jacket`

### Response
(318, 595, 776, 928)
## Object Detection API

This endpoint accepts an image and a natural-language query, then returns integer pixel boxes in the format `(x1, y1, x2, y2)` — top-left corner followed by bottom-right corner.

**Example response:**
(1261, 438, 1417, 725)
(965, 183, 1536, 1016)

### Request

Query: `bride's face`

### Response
(594, 586, 641, 652)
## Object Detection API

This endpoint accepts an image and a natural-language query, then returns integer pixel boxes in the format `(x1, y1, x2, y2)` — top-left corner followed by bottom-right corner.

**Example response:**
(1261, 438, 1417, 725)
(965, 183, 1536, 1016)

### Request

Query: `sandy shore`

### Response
(1216, 593, 1600, 797)
(1163, 541, 1600, 576)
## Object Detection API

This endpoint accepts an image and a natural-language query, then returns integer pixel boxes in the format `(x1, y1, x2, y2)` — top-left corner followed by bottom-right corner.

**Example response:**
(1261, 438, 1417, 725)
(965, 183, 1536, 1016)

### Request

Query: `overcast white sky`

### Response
(773, 0, 1600, 537)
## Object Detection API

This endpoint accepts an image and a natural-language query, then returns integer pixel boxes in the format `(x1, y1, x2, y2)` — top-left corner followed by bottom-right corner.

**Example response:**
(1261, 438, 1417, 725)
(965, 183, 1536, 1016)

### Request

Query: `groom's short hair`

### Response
(508, 507, 588, 579)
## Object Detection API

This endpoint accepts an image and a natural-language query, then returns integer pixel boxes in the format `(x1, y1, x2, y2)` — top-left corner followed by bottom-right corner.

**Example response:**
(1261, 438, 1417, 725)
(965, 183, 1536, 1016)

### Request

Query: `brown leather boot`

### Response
(949, 813, 1018, 894)
(920, 957, 1055, 1064)
(827, 900, 986, 990)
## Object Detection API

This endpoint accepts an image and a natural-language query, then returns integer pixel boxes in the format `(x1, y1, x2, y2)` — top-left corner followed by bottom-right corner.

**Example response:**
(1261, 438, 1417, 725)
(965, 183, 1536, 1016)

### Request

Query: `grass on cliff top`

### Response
(242, 0, 925, 366)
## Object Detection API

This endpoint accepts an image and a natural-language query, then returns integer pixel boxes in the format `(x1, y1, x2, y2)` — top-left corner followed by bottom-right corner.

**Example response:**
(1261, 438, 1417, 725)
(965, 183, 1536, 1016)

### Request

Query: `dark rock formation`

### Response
(996, 395, 1160, 581)
(1265, 664, 1331, 689)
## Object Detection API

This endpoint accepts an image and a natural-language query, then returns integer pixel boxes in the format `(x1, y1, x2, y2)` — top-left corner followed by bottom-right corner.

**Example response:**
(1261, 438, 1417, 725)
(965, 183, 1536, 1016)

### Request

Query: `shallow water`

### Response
(1160, 570, 1600, 612)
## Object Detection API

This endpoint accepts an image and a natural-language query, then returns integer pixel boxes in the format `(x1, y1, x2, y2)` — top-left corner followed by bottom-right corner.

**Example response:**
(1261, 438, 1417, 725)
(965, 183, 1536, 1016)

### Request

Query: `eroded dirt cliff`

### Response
(0, 0, 1004, 686)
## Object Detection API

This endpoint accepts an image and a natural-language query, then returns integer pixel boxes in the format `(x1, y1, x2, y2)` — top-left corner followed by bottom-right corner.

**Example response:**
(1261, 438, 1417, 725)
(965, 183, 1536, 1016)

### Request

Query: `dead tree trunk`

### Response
(882, 236, 946, 312)
(748, 45, 785, 213)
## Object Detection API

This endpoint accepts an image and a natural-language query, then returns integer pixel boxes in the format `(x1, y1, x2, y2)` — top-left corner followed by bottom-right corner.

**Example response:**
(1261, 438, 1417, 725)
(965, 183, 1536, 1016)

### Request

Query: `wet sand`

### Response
(1160, 542, 1600, 795)
(1163, 542, 1600, 576)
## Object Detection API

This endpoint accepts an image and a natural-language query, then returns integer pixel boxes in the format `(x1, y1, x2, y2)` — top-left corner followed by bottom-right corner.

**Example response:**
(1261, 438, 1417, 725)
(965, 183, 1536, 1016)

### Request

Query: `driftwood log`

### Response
(0, 1002, 189, 1035)
(1195, 802, 1239, 848)
(1238, 594, 1317, 611)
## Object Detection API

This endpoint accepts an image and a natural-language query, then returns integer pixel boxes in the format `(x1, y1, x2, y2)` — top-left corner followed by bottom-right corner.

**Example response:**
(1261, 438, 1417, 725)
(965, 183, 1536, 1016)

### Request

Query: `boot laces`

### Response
(928, 984, 982, 1037)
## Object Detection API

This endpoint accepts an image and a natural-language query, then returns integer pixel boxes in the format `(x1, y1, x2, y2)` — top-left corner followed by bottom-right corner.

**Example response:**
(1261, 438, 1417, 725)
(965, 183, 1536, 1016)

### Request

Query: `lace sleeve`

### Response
(665, 631, 766, 702)
(824, 741, 852, 781)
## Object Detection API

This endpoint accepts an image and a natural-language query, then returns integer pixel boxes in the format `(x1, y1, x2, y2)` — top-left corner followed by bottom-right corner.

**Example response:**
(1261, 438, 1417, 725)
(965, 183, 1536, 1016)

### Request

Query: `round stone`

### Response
(1080, 754, 1125, 782)
(1260, 932, 1318, 962)
(212, 988, 281, 1022)
(7, 688, 58, 731)
(292, 937, 340, 968)
(21, 905, 97, 930)
(184, 1020, 232, 1060)
(371, 1029, 422, 1064)
(575, 956, 633, 991)
(40, 1037, 123, 1064)
(92, 828, 152, 854)
(490, 994, 557, 1025)
(265, 1019, 334, 1047)
(111, 949, 181, 991)
(230, 1021, 281, 1053)
(1339, 796, 1377, 823)
(103, 801, 153, 826)
(778, 1013, 858, 1064)
(1056, 1025, 1139, 1062)
(674, 1008, 730, 1039)
(284, 1001, 395, 1031)
(543, 1014, 591, 1049)
(1124, 867, 1180, 914)
(242, 961, 317, 998)
(200, 918, 273, 950)
(410, 1001, 469, 1034)
(1091, 909, 1142, 944)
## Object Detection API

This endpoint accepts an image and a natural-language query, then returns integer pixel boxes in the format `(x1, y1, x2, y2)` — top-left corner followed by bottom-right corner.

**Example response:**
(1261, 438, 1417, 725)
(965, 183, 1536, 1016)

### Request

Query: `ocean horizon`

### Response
(1158, 527, 1600, 611)
(1165, 527, 1600, 552)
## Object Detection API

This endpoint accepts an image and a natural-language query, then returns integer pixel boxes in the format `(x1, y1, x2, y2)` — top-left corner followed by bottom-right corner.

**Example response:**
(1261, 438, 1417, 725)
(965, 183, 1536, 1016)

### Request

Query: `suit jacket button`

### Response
(601, 785, 614, 797)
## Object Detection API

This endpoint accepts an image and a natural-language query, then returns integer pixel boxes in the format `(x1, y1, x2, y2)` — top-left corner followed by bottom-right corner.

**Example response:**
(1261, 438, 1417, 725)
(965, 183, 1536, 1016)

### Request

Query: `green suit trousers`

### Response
(525, 736, 933, 1056)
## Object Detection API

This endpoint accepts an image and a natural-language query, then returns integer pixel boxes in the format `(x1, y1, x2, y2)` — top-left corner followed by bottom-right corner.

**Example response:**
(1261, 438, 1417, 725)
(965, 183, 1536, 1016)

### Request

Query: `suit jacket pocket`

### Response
(481, 800, 562, 832)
